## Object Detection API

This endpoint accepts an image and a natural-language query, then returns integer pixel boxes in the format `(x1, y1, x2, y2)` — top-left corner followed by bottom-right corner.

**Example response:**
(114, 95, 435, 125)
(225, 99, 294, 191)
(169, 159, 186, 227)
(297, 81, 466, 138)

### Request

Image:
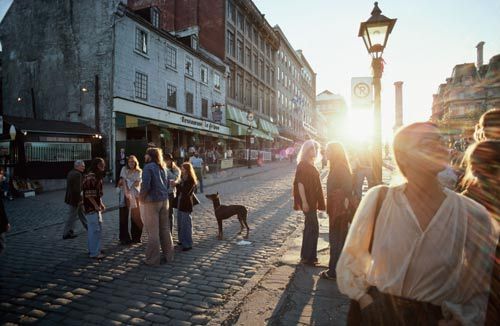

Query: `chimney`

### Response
(476, 41, 485, 68)
(394, 81, 403, 132)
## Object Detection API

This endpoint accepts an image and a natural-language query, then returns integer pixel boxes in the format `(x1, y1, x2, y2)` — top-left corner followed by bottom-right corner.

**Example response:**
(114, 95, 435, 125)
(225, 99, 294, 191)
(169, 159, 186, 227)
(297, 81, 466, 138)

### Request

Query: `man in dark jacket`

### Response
(63, 160, 87, 239)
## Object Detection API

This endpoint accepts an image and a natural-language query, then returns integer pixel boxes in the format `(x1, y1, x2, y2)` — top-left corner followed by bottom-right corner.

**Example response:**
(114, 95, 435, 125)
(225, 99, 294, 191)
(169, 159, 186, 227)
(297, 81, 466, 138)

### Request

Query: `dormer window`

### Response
(151, 7, 160, 28)
(191, 36, 198, 50)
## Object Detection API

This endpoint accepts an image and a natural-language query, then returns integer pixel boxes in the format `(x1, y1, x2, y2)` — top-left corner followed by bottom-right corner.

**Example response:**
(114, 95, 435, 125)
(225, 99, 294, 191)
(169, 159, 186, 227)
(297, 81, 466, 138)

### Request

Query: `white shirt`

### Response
(336, 184, 497, 325)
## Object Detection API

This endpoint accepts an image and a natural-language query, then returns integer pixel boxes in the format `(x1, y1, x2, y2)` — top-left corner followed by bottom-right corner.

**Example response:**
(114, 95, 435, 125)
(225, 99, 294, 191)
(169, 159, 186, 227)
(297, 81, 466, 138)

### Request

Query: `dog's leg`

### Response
(217, 219, 223, 240)
(242, 211, 249, 239)
(238, 218, 244, 235)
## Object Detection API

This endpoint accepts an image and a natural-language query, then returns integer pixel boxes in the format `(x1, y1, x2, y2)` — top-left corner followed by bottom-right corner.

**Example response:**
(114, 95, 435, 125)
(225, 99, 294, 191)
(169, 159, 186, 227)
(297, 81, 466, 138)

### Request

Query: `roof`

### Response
(4, 116, 98, 135)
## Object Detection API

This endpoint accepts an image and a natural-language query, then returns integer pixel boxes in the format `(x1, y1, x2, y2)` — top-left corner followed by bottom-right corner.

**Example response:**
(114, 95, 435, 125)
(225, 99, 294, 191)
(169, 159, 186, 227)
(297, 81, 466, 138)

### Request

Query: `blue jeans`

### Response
(178, 210, 193, 249)
(86, 212, 102, 257)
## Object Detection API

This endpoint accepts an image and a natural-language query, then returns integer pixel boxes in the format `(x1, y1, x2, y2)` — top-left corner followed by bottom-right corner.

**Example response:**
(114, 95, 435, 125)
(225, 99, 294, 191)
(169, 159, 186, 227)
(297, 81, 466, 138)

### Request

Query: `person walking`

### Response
(139, 147, 174, 265)
(63, 160, 88, 239)
(353, 147, 373, 198)
(336, 122, 498, 325)
(118, 155, 143, 244)
(175, 162, 197, 252)
(293, 140, 325, 265)
(189, 152, 204, 193)
(165, 154, 181, 234)
(82, 158, 106, 259)
(319, 142, 353, 280)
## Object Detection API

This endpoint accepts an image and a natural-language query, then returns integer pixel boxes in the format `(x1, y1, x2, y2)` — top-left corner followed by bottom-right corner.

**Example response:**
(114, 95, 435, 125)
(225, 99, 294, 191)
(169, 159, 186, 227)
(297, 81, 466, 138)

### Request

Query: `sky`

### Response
(1, 0, 499, 140)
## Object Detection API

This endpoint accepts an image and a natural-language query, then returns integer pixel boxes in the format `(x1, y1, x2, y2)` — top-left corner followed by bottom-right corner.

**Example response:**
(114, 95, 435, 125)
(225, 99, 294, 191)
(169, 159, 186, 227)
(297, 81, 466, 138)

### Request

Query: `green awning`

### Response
(258, 118, 279, 136)
(226, 106, 257, 128)
(227, 121, 249, 136)
(251, 128, 274, 141)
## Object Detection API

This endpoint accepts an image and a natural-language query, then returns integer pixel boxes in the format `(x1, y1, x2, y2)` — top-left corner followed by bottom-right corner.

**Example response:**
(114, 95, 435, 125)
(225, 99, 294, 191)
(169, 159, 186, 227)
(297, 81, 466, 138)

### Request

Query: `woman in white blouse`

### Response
(336, 122, 498, 325)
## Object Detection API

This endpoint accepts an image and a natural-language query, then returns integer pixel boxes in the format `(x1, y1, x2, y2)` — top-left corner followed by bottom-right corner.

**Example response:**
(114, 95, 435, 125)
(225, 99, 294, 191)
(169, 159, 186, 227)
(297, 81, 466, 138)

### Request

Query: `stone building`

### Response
(0, 1, 228, 188)
(128, 0, 280, 151)
(431, 42, 500, 141)
(316, 90, 348, 141)
(273, 25, 317, 144)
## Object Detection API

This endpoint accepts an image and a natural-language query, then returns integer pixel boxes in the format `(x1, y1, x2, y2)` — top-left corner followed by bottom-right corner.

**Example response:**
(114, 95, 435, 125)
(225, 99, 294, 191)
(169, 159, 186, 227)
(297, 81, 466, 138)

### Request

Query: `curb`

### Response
(7, 162, 287, 237)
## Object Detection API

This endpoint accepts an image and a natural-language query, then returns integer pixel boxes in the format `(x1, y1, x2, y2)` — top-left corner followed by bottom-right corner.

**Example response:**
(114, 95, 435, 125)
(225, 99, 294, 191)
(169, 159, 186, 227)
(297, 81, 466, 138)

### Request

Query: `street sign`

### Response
(351, 77, 373, 108)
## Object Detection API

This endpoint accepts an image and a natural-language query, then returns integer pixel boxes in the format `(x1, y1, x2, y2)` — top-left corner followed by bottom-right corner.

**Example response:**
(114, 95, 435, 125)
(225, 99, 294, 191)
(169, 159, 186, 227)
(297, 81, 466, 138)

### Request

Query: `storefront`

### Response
(113, 98, 239, 176)
(1, 115, 103, 192)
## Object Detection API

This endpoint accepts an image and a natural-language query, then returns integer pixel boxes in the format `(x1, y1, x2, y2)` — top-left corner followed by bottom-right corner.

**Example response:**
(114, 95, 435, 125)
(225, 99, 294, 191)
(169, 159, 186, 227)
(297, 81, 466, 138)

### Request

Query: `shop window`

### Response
(135, 28, 148, 54)
(25, 142, 91, 162)
(202, 98, 208, 118)
(167, 84, 177, 109)
(186, 92, 194, 114)
(134, 72, 148, 100)
(166, 45, 177, 69)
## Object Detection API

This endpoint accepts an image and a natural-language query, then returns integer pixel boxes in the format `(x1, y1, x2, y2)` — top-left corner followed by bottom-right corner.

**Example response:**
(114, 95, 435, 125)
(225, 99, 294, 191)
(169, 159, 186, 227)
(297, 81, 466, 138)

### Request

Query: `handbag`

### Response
(347, 186, 388, 326)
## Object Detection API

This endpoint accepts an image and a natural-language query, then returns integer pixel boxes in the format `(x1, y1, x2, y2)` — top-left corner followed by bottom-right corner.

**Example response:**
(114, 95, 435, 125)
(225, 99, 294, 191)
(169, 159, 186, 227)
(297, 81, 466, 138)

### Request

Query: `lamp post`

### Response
(246, 112, 254, 169)
(358, 1, 396, 185)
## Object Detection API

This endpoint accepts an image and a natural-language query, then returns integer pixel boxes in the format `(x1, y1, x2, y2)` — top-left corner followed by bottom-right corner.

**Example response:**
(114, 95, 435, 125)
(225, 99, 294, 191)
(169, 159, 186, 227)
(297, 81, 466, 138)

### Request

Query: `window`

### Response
(226, 31, 235, 57)
(271, 69, 275, 87)
(185, 57, 193, 76)
(260, 38, 265, 52)
(134, 72, 148, 100)
(237, 12, 245, 31)
(214, 72, 221, 91)
(246, 21, 252, 38)
(202, 98, 208, 118)
(135, 28, 148, 54)
(200, 66, 208, 84)
(227, 1, 235, 22)
(246, 47, 251, 70)
(253, 54, 258, 74)
(166, 45, 177, 69)
(186, 92, 194, 114)
(237, 39, 243, 63)
(253, 29, 258, 45)
(260, 59, 264, 80)
(191, 36, 198, 50)
(266, 65, 270, 84)
(237, 74, 243, 102)
(25, 142, 92, 162)
(151, 8, 160, 28)
(167, 84, 177, 109)
(245, 80, 251, 106)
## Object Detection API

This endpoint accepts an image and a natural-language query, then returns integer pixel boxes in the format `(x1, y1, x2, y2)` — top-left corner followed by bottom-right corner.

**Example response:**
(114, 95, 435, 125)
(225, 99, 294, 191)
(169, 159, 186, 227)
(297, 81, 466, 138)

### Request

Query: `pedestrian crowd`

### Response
(293, 109, 499, 325)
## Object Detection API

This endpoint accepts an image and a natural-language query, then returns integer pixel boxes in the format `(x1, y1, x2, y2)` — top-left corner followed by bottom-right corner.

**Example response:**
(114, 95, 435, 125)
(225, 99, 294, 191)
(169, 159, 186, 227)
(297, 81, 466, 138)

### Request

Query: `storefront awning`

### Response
(258, 118, 279, 136)
(4, 115, 98, 136)
(226, 106, 257, 128)
(227, 121, 273, 141)
(251, 128, 274, 141)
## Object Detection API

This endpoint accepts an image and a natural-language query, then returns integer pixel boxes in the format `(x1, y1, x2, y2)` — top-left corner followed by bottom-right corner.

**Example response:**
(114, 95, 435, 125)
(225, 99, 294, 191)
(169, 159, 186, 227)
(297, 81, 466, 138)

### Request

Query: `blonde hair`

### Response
(181, 162, 198, 185)
(460, 140, 500, 189)
(146, 147, 166, 169)
(127, 155, 142, 172)
(297, 140, 320, 163)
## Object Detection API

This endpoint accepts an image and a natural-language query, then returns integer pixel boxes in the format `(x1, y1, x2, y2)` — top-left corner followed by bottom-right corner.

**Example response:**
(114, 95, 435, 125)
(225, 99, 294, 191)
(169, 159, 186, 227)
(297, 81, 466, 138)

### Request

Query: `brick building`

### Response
(128, 0, 281, 151)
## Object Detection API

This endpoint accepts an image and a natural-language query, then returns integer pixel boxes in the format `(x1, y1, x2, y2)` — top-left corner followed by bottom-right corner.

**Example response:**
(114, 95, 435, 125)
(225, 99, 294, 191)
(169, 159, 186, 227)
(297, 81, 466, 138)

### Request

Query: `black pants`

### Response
(300, 210, 319, 263)
(327, 213, 349, 277)
(168, 194, 176, 234)
(119, 204, 142, 243)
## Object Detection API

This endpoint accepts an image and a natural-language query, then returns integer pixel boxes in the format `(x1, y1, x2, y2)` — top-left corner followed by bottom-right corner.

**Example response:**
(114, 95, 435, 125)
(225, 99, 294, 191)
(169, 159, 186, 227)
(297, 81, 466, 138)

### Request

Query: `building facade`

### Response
(128, 0, 281, 150)
(0, 1, 229, 188)
(316, 90, 347, 141)
(431, 43, 500, 141)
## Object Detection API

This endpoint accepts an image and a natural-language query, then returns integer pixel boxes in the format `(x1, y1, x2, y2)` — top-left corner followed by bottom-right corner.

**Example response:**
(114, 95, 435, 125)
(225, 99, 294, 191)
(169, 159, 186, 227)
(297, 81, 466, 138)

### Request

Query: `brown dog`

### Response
(205, 193, 249, 240)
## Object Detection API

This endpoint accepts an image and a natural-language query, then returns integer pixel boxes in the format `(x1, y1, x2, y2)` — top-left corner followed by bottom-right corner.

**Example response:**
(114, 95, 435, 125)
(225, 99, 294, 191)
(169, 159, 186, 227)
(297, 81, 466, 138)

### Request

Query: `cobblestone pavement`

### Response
(0, 164, 302, 325)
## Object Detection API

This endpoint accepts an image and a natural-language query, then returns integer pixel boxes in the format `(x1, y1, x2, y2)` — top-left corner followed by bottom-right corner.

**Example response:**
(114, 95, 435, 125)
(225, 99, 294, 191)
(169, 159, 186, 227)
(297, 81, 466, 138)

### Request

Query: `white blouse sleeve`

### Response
(442, 201, 498, 326)
(336, 186, 384, 300)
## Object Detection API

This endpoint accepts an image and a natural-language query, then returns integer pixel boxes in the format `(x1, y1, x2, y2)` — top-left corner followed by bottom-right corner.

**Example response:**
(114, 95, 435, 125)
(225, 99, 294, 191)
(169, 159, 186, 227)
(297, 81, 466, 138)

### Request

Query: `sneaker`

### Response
(182, 247, 192, 252)
(90, 254, 105, 260)
(63, 234, 78, 240)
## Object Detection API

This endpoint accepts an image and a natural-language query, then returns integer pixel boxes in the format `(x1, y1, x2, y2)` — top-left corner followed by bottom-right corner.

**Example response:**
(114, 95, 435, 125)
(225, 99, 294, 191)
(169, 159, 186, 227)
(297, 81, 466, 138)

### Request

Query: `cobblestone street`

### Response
(0, 163, 303, 325)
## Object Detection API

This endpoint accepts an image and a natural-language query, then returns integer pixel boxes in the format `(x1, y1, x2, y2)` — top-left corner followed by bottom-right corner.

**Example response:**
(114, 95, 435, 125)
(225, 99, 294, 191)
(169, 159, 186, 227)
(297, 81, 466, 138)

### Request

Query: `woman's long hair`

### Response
(181, 162, 198, 185)
(296, 139, 320, 164)
(127, 155, 142, 172)
(326, 142, 352, 174)
(88, 157, 105, 179)
(460, 140, 500, 190)
(146, 147, 166, 169)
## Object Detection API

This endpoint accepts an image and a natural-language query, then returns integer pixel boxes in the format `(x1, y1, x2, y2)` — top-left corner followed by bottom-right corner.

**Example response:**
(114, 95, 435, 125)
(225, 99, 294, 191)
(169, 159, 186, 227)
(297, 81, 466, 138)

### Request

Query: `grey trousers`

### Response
(140, 200, 174, 265)
(300, 210, 319, 263)
(63, 204, 87, 237)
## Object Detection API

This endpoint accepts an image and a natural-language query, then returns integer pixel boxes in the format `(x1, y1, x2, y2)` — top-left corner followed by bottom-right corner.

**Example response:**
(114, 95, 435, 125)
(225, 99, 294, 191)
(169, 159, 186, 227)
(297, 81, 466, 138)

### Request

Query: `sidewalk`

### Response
(5, 160, 290, 236)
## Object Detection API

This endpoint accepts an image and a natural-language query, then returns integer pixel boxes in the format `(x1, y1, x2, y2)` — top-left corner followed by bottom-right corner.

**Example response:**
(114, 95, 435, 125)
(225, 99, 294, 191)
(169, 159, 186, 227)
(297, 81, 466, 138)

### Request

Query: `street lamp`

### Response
(246, 112, 254, 169)
(358, 1, 396, 185)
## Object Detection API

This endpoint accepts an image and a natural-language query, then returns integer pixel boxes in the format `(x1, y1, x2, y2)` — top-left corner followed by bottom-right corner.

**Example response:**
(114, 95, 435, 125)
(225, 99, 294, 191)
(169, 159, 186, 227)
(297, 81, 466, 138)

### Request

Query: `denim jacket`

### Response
(139, 162, 170, 203)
